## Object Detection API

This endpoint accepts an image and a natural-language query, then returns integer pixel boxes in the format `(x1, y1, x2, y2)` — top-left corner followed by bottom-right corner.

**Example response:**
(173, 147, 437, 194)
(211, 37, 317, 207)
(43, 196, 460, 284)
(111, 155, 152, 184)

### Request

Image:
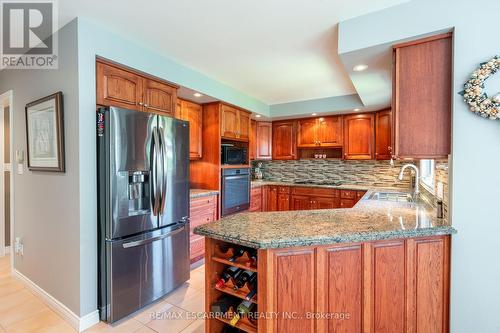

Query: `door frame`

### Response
(0, 90, 14, 270)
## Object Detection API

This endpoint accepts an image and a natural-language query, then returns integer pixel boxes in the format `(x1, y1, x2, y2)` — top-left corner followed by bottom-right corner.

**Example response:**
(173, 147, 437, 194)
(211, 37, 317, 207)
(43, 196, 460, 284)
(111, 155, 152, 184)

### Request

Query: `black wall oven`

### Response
(221, 168, 250, 216)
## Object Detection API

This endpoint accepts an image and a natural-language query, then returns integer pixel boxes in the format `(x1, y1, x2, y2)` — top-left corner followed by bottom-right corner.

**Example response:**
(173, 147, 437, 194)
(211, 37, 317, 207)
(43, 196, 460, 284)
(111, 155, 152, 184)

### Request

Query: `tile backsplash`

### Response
(252, 159, 412, 188)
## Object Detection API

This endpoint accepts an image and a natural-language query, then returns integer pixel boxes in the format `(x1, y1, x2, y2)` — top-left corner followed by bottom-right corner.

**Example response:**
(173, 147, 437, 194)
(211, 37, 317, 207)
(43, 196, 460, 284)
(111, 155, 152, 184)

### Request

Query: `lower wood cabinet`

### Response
(259, 235, 450, 333)
(250, 187, 262, 212)
(189, 194, 217, 263)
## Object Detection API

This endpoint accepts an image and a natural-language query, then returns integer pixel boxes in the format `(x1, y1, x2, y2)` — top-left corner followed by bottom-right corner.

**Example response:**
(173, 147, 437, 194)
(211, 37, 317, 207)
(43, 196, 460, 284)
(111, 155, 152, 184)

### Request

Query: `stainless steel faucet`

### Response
(398, 163, 419, 199)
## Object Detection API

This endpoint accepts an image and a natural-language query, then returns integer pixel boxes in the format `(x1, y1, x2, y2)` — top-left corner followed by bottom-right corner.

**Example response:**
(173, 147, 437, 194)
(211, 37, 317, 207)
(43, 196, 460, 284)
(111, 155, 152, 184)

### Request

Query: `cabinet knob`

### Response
(144, 104, 149, 108)
(138, 102, 144, 106)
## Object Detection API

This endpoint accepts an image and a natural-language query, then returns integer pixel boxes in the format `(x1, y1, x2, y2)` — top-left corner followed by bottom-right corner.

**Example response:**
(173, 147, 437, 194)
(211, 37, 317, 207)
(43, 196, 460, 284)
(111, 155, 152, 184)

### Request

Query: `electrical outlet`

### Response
(15, 237, 23, 256)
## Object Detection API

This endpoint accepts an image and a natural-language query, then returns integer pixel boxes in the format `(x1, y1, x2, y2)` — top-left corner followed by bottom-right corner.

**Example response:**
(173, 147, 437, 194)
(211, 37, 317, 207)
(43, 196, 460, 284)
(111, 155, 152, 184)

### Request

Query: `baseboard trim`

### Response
(13, 269, 100, 332)
(5, 246, 10, 254)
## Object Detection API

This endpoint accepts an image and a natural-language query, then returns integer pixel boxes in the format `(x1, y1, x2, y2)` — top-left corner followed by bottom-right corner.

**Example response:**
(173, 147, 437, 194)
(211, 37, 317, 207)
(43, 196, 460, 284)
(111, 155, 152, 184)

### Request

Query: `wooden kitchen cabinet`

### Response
(343, 113, 375, 160)
(177, 99, 203, 160)
(249, 120, 257, 160)
(290, 195, 311, 211)
(189, 194, 217, 263)
(393, 33, 452, 159)
(375, 109, 392, 160)
(250, 121, 272, 160)
(220, 103, 250, 141)
(256, 122, 272, 159)
(252, 235, 450, 333)
(249, 186, 262, 212)
(96, 60, 178, 116)
(265, 186, 278, 211)
(277, 186, 290, 211)
(297, 116, 342, 148)
(272, 120, 297, 160)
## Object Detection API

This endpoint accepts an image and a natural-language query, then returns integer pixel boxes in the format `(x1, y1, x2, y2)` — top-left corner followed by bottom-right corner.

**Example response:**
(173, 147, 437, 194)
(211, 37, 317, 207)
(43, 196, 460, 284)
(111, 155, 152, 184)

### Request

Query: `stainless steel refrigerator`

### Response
(97, 107, 190, 323)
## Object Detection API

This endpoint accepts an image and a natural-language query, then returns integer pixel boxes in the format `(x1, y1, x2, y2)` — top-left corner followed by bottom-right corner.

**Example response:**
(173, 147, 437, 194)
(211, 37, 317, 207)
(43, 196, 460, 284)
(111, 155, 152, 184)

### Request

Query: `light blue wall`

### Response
(339, 1, 500, 331)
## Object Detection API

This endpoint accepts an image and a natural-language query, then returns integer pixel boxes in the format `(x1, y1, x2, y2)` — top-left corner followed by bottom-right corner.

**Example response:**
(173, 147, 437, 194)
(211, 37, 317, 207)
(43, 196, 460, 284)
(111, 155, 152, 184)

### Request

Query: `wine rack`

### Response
(205, 239, 260, 333)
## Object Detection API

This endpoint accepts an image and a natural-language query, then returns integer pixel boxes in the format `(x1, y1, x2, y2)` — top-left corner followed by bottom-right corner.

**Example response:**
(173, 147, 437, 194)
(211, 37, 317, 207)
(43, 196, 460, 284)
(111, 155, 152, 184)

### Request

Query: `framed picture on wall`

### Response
(25, 92, 65, 172)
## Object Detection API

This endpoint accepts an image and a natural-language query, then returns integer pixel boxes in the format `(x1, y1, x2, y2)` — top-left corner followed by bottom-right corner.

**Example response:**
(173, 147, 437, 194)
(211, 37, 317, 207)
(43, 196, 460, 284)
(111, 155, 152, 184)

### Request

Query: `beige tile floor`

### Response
(0, 255, 206, 333)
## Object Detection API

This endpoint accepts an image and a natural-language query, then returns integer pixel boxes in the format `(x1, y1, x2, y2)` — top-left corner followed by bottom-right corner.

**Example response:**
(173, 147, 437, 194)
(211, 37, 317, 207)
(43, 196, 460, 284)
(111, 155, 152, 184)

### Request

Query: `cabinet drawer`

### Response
(340, 198, 356, 208)
(190, 195, 217, 214)
(340, 190, 357, 199)
(292, 186, 337, 197)
(278, 186, 290, 194)
(190, 211, 216, 231)
(190, 236, 205, 261)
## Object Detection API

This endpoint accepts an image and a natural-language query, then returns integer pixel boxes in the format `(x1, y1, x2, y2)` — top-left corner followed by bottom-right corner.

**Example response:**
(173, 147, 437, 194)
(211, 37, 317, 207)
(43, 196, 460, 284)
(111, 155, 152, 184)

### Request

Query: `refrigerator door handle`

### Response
(121, 225, 185, 248)
(150, 127, 161, 216)
(158, 127, 168, 215)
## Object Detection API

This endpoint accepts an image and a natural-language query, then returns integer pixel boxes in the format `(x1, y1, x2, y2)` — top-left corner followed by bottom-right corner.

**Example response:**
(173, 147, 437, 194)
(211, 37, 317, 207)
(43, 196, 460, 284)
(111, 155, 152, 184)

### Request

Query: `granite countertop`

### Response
(194, 183, 456, 249)
(190, 189, 219, 199)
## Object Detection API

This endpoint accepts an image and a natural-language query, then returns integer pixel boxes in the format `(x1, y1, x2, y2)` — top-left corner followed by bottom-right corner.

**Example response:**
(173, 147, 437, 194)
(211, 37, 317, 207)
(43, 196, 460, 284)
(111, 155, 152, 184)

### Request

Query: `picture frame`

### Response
(25, 91, 65, 172)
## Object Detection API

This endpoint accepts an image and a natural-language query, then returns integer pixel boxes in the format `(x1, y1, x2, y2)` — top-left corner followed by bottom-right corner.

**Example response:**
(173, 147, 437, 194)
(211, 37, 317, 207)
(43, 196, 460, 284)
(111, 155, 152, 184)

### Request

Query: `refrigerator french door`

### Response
(97, 107, 190, 323)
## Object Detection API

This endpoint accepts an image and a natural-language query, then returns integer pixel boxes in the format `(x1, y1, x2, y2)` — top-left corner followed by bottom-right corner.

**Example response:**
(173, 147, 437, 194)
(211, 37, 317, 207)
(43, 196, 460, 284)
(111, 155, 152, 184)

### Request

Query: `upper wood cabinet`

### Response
(272, 120, 297, 160)
(297, 116, 343, 148)
(177, 99, 202, 160)
(393, 33, 452, 159)
(249, 120, 257, 160)
(256, 122, 272, 160)
(220, 104, 250, 141)
(96, 60, 177, 116)
(343, 113, 375, 160)
(375, 109, 392, 160)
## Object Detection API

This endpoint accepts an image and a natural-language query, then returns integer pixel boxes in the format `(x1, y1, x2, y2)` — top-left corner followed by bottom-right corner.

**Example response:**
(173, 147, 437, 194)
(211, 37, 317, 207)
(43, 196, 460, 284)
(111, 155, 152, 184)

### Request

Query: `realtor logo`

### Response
(1, 0, 58, 69)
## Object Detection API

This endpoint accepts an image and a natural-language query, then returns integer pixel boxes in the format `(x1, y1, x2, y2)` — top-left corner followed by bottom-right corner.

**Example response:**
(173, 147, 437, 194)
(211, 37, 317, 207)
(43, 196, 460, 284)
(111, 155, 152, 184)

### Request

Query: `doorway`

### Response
(0, 91, 13, 266)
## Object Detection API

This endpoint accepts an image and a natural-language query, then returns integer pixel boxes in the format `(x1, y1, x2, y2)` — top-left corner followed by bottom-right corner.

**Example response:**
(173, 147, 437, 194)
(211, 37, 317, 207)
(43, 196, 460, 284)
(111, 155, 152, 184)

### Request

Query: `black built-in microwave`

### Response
(221, 145, 247, 165)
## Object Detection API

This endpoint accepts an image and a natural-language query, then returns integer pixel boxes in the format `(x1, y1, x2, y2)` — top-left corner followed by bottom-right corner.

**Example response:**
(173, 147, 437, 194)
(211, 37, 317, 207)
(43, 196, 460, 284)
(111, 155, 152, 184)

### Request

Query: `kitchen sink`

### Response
(368, 191, 414, 203)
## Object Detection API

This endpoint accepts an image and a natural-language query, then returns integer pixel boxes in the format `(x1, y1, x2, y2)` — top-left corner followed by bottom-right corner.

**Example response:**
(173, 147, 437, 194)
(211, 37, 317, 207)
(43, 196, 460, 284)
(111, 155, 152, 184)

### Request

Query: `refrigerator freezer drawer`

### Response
(102, 224, 190, 322)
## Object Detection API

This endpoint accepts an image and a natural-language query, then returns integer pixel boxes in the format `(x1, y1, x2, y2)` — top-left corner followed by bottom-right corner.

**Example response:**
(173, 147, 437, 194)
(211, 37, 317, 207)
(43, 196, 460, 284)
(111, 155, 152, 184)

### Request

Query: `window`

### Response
(420, 159, 435, 192)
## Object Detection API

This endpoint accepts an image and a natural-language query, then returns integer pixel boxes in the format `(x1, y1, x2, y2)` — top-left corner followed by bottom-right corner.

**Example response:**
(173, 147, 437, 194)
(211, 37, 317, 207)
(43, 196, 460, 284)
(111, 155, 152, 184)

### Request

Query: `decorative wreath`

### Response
(460, 56, 500, 119)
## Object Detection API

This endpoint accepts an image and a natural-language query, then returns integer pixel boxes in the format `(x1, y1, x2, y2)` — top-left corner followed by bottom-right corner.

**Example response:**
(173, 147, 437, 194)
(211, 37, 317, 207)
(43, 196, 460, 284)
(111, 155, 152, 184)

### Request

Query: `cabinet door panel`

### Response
(375, 110, 392, 160)
(180, 100, 202, 159)
(368, 241, 406, 333)
(238, 110, 250, 141)
(320, 245, 363, 333)
(277, 193, 290, 211)
(273, 249, 316, 333)
(143, 79, 176, 116)
(96, 62, 142, 109)
(394, 34, 452, 158)
(343, 114, 375, 160)
(407, 237, 449, 333)
(256, 122, 272, 159)
(266, 186, 278, 212)
(221, 104, 238, 139)
(272, 121, 297, 160)
(297, 118, 318, 147)
(318, 116, 343, 147)
(291, 195, 311, 210)
(249, 120, 257, 160)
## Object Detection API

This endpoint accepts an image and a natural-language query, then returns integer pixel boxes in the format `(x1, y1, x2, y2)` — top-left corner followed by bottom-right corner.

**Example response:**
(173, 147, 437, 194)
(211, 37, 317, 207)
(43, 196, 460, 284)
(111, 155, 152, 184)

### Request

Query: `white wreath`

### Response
(460, 56, 500, 119)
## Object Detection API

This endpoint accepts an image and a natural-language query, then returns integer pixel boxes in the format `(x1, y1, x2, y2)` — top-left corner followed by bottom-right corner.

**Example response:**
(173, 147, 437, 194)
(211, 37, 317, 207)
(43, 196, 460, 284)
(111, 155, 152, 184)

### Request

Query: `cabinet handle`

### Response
(144, 104, 149, 108)
(138, 102, 144, 106)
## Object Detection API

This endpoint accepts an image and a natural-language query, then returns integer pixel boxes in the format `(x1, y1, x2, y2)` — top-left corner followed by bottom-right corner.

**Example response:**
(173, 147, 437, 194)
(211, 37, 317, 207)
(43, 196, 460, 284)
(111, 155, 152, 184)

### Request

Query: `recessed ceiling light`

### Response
(193, 92, 203, 98)
(353, 64, 368, 72)
(311, 113, 317, 116)
(255, 114, 261, 118)
(353, 108, 360, 111)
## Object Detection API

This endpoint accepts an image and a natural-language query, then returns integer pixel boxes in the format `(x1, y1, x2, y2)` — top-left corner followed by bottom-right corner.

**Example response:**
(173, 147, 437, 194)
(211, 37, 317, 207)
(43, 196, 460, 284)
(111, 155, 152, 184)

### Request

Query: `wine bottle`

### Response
(221, 326, 242, 333)
(233, 270, 256, 290)
(245, 288, 257, 301)
(215, 266, 242, 289)
(211, 296, 238, 316)
(230, 300, 256, 326)
(245, 248, 257, 267)
(244, 275, 257, 300)
(217, 242, 232, 255)
(228, 246, 247, 262)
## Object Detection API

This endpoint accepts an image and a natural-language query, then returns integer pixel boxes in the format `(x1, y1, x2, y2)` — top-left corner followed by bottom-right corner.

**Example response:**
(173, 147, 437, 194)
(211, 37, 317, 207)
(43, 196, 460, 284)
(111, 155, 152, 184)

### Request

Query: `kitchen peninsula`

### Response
(194, 186, 455, 333)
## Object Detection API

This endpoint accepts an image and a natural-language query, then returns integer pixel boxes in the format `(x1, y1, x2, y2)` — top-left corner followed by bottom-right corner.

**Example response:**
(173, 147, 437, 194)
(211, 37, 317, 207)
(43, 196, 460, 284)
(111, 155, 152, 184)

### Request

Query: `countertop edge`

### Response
(194, 226, 457, 249)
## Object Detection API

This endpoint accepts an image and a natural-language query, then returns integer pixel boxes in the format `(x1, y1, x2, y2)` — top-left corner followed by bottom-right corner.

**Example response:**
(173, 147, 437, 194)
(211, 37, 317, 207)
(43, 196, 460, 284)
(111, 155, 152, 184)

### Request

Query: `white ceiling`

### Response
(59, 0, 408, 105)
